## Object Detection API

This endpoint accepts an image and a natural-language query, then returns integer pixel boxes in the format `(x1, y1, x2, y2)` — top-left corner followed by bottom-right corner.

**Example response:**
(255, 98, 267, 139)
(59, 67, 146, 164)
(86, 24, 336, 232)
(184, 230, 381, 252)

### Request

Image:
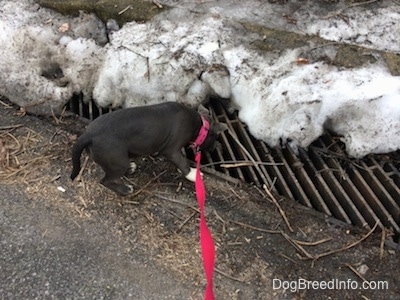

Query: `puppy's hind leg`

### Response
(101, 174, 133, 196)
(94, 151, 134, 196)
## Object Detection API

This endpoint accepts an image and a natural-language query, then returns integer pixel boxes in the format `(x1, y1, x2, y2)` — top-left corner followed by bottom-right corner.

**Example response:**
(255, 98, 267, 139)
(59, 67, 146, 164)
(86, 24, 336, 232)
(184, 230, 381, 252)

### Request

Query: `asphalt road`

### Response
(0, 185, 195, 299)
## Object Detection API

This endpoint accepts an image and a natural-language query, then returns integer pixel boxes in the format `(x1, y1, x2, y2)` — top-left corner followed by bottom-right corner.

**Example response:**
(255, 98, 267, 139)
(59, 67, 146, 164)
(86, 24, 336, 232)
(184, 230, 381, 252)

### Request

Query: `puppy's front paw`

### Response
(185, 167, 203, 182)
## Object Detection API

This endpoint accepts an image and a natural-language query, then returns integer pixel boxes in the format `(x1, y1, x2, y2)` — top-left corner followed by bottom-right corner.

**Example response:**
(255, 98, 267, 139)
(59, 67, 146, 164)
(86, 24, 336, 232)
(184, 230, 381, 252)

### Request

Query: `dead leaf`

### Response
(58, 23, 69, 33)
(295, 57, 309, 65)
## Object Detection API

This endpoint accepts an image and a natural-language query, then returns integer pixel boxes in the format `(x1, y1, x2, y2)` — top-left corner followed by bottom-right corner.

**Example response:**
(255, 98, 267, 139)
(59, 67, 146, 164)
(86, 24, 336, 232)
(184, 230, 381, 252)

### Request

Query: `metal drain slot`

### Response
(231, 122, 261, 184)
(248, 138, 276, 189)
(217, 123, 248, 181)
(309, 144, 368, 227)
(67, 93, 112, 120)
(257, 144, 290, 198)
(372, 161, 400, 202)
(358, 161, 400, 232)
(299, 147, 351, 221)
(279, 146, 315, 208)
(66, 97, 400, 237)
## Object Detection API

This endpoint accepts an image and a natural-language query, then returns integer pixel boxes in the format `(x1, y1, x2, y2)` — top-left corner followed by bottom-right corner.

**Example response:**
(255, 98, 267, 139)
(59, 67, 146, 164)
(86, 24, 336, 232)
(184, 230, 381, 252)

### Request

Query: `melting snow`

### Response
(0, 0, 399, 158)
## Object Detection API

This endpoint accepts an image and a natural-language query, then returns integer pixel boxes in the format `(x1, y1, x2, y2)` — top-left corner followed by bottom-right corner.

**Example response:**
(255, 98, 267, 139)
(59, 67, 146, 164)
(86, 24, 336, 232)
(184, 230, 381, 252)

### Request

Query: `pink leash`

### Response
(195, 151, 216, 300)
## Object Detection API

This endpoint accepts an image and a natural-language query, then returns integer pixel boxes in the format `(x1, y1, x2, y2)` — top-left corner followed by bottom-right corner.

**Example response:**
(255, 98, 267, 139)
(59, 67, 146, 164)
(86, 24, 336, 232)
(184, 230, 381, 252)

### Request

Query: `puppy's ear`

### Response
(198, 104, 210, 116)
(214, 122, 228, 134)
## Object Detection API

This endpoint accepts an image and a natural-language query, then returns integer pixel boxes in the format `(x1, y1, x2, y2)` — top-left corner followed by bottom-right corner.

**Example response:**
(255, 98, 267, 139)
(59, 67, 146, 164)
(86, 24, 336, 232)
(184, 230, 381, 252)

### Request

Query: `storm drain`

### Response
(67, 96, 400, 237)
(206, 100, 400, 238)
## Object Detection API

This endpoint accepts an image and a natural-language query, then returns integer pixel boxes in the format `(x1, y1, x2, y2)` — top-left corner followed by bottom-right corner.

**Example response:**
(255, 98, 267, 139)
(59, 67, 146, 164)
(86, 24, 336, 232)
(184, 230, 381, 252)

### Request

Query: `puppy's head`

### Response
(197, 105, 228, 152)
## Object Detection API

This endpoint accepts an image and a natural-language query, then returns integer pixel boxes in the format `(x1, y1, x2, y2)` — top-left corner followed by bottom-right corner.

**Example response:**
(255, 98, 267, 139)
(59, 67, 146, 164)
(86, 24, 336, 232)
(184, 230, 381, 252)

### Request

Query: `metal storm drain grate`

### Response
(206, 100, 400, 238)
(66, 96, 400, 238)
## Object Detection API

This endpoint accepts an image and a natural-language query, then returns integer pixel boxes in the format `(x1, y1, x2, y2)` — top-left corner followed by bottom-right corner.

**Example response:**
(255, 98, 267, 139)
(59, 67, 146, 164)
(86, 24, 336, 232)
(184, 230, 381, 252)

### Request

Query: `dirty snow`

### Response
(0, 0, 399, 158)
(298, 5, 400, 52)
(225, 47, 400, 157)
(93, 14, 231, 108)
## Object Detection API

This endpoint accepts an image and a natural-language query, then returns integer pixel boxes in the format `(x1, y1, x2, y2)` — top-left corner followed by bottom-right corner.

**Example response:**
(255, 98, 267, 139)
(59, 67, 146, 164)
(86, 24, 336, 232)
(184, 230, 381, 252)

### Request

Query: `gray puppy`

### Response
(70, 102, 227, 195)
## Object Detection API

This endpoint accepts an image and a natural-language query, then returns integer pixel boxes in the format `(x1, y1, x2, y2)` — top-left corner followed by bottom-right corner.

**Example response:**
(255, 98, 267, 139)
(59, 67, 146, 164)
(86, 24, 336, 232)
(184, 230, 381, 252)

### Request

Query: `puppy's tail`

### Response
(70, 133, 92, 180)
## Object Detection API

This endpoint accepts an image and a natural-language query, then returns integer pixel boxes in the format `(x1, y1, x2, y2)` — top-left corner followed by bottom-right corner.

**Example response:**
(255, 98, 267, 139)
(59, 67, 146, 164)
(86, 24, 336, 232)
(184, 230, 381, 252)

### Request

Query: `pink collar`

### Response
(190, 115, 210, 151)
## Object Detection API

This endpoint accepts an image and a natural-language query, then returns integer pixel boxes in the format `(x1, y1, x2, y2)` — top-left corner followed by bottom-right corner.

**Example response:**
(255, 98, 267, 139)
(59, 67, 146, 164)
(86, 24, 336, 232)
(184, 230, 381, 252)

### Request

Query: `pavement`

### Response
(0, 185, 196, 299)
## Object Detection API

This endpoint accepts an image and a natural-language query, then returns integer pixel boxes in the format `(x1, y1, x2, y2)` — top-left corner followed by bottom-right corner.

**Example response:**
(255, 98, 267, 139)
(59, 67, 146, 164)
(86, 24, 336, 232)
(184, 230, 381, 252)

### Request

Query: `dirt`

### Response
(0, 99, 399, 299)
(37, 0, 167, 25)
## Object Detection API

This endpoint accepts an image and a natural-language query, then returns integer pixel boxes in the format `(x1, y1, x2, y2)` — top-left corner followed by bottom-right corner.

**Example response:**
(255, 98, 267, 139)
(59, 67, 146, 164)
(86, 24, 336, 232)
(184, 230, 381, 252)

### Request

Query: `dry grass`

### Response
(1, 109, 398, 300)
(0, 124, 205, 283)
(0, 127, 52, 184)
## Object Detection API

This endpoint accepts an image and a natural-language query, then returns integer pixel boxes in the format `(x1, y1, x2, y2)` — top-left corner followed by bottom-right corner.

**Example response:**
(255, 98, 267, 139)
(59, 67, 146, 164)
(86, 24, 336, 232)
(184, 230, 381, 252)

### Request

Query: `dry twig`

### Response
(215, 268, 246, 283)
(379, 228, 386, 260)
(292, 237, 332, 246)
(229, 220, 281, 234)
(313, 222, 379, 260)
(282, 222, 379, 262)
(345, 264, 368, 282)
(218, 161, 283, 168)
(263, 184, 294, 232)
(176, 212, 196, 233)
(130, 170, 167, 197)
(152, 0, 163, 9)
(0, 124, 23, 130)
(225, 129, 292, 232)
(76, 155, 89, 182)
(279, 253, 298, 264)
(0, 99, 13, 108)
(227, 130, 270, 185)
(201, 166, 242, 185)
(213, 209, 227, 234)
(152, 193, 199, 213)
(118, 5, 132, 15)
(281, 232, 315, 260)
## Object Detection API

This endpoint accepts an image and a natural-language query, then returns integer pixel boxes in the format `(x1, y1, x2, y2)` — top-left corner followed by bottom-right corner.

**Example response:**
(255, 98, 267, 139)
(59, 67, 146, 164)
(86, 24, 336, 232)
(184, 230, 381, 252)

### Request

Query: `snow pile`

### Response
(1, 0, 399, 158)
(0, 1, 69, 113)
(161, 0, 400, 52)
(225, 47, 400, 157)
(93, 12, 231, 108)
(0, 0, 106, 114)
(0, 1, 230, 112)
